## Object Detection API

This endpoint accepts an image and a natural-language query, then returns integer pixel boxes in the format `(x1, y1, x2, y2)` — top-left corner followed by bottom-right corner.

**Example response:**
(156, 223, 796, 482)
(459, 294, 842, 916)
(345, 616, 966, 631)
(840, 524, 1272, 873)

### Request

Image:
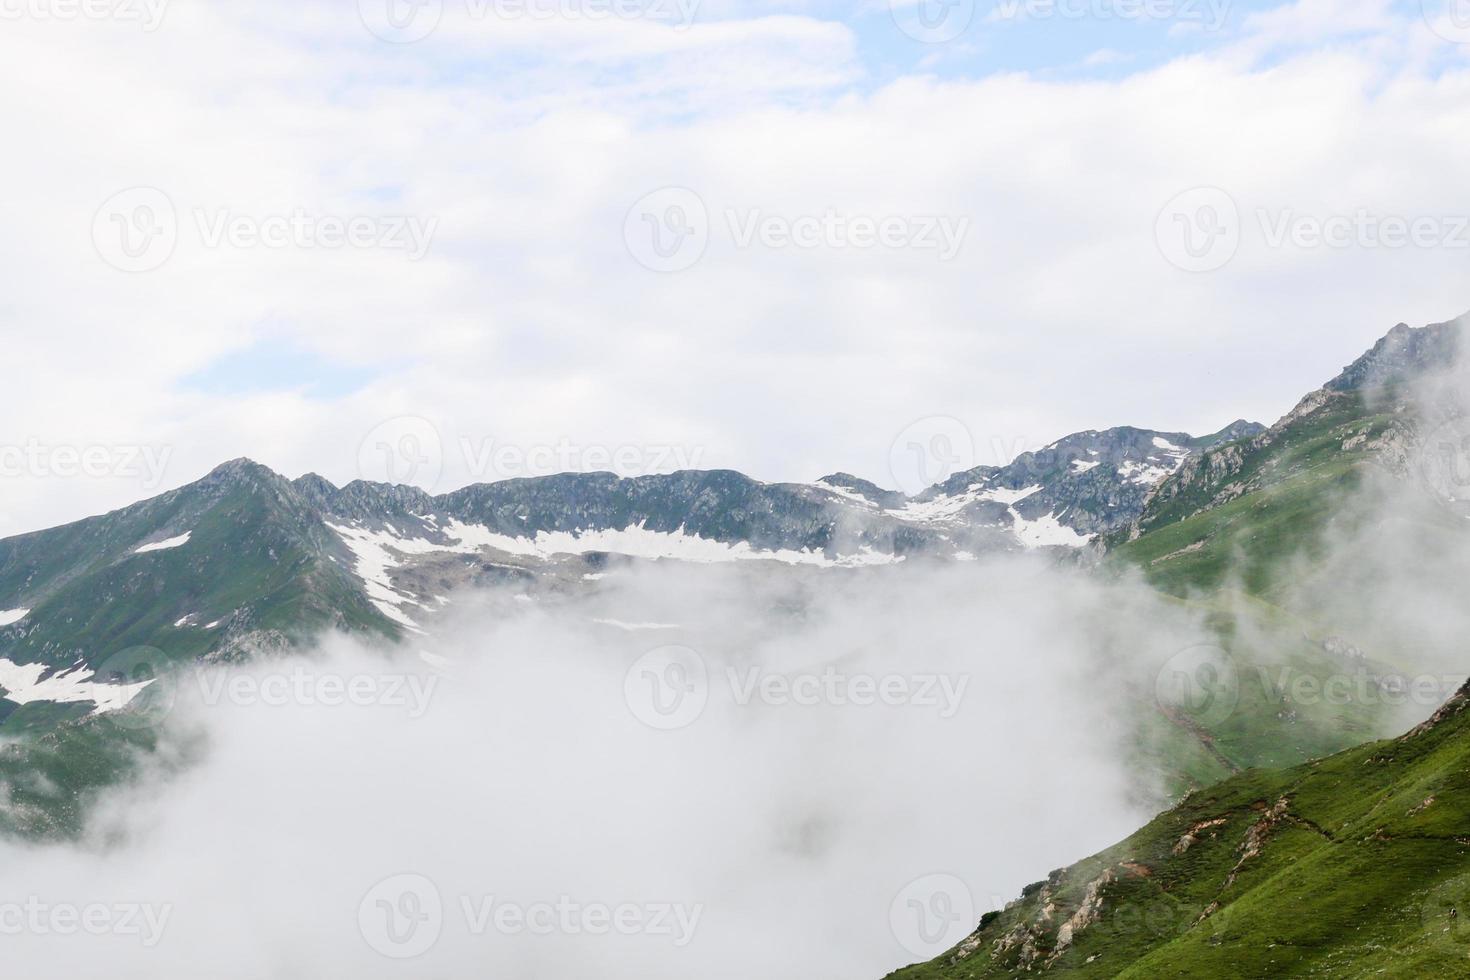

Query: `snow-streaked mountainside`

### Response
(6, 315, 1461, 725)
(0, 419, 1260, 721)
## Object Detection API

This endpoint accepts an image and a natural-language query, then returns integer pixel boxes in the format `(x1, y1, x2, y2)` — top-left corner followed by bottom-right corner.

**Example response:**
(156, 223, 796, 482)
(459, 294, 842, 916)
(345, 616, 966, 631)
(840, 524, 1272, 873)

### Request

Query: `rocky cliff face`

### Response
(1128, 318, 1464, 538)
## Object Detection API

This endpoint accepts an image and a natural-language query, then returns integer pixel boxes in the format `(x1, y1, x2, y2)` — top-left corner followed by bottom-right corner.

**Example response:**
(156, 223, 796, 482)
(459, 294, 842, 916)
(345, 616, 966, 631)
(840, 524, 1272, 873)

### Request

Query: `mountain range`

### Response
(0, 418, 1265, 709)
(2, 314, 1469, 978)
(885, 315, 1470, 978)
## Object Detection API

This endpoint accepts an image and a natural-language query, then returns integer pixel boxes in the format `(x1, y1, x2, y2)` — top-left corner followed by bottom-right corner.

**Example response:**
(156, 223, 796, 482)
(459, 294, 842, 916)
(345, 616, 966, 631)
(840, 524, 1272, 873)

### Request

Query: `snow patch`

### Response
(0, 658, 155, 713)
(0, 608, 30, 627)
(890, 484, 1042, 524)
(1117, 461, 1174, 486)
(813, 481, 879, 510)
(1009, 508, 1095, 549)
(135, 532, 192, 554)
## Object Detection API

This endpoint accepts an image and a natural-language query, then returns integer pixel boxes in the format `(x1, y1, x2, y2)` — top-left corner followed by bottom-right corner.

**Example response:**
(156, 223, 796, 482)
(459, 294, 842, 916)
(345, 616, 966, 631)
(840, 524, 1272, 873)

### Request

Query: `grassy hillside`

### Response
(0, 460, 397, 698)
(888, 680, 1470, 979)
(889, 322, 1470, 978)
(1109, 386, 1405, 602)
(1095, 366, 1468, 796)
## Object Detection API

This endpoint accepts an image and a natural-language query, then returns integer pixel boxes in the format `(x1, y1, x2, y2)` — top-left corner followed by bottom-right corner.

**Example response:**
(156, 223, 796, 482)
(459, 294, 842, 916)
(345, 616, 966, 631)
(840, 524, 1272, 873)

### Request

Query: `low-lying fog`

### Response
(0, 557, 1209, 978)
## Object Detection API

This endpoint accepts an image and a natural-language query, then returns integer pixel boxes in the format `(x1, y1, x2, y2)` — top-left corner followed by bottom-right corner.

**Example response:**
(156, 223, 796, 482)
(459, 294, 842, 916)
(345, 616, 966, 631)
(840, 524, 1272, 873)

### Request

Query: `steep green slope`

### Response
(1109, 387, 1408, 602)
(0, 459, 396, 687)
(889, 317, 1470, 978)
(1096, 320, 1469, 795)
(888, 680, 1470, 979)
(1111, 318, 1460, 603)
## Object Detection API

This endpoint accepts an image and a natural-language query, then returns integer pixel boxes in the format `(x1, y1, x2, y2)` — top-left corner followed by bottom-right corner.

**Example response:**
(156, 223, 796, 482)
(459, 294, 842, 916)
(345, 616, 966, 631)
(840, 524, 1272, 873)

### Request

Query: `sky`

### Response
(3, 0, 1470, 536)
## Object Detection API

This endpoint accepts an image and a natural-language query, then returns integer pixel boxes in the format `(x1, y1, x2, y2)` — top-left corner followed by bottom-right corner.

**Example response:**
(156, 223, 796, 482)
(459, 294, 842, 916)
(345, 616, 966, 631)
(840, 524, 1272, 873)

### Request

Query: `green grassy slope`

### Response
(888, 681, 1470, 979)
(0, 459, 396, 687)
(889, 321, 1470, 978)
(0, 462, 403, 835)
(1109, 386, 1405, 602)
(1097, 365, 1464, 796)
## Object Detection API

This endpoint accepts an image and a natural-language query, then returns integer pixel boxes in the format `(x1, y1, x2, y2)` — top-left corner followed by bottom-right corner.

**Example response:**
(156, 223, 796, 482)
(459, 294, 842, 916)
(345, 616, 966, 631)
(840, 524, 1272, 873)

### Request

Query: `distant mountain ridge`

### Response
(0, 414, 1265, 710)
(2, 316, 1463, 730)
(1, 313, 1466, 853)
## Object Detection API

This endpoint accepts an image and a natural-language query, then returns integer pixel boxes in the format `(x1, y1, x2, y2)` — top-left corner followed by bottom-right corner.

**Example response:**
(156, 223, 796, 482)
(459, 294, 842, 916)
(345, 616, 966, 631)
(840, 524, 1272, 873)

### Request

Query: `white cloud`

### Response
(0, 558, 1191, 977)
(2, 1, 1469, 534)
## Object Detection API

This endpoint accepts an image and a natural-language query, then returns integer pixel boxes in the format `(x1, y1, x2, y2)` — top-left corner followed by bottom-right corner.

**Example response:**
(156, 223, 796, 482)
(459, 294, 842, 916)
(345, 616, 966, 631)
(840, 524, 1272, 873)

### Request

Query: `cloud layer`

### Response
(0, 557, 1205, 977)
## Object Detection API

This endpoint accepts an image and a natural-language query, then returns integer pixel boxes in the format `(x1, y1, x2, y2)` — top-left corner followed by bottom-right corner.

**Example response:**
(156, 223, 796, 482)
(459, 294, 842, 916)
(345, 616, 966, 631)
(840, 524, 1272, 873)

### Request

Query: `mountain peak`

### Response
(813, 473, 907, 508)
(1195, 419, 1266, 448)
(291, 473, 340, 507)
(197, 458, 297, 495)
(1325, 317, 1463, 392)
